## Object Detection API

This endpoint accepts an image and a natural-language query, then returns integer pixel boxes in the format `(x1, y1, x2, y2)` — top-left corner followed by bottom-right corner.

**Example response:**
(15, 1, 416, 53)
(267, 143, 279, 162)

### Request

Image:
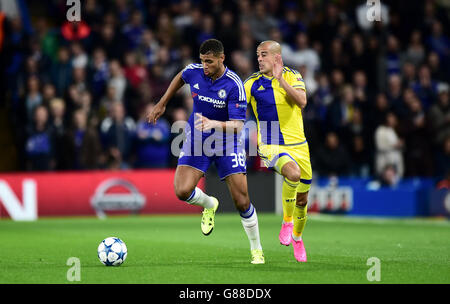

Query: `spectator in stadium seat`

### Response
(70, 42, 88, 69)
(197, 15, 215, 48)
(231, 51, 253, 80)
(76, 91, 95, 119)
(427, 51, 447, 81)
(405, 30, 425, 67)
(50, 47, 72, 96)
(148, 64, 171, 102)
(352, 70, 371, 115)
(411, 65, 438, 110)
(88, 48, 109, 101)
(316, 3, 342, 50)
(49, 98, 66, 139)
(28, 37, 52, 79)
(374, 111, 404, 179)
(387, 74, 408, 119)
(62, 108, 102, 170)
(137, 29, 160, 68)
(41, 83, 57, 107)
(284, 32, 320, 90)
(369, 93, 390, 134)
(99, 85, 117, 120)
(72, 66, 88, 93)
(178, 43, 195, 70)
(278, 5, 306, 46)
(109, 59, 127, 101)
(349, 33, 371, 73)
(310, 73, 333, 122)
(24, 75, 43, 125)
(401, 61, 416, 88)
(329, 69, 345, 98)
(326, 84, 356, 132)
(402, 97, 433, 176)
(349, 135, 371, 177)
(298, 64, 317, 96)
(134, 103, 171, 168)
(217, 10, 240, 59)
(155, 11, 179, 49)
(323, 38, 349, 77)
(316, 132, 351, 177)
(92, 23, 125, 61)
(122, 52, 147, 91)
(428, 83, 450, 149)
(426, 20, 450, 62)
(382, 35, 404, 77)
(341, 107, 368, 147)
(180, 7, 203, 51)
(239, 31, 256, 66)
(122, 10, 146, 50)
(25, 105, 55, 171)
(100, 101, 136, 168)
(247, 2, 278, 42)
(154, 46, 178, 82)
(49, 98, 66, 170)
(114, 0, 132, 24)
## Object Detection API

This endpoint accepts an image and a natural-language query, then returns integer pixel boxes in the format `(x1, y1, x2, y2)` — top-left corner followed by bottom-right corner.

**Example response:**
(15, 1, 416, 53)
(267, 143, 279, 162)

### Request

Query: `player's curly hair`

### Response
(199, 39, 224, 57)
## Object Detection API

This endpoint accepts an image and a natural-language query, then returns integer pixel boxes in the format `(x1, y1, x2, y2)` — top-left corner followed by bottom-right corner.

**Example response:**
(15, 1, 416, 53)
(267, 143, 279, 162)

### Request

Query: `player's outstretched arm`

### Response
(147, 71, 185, 124)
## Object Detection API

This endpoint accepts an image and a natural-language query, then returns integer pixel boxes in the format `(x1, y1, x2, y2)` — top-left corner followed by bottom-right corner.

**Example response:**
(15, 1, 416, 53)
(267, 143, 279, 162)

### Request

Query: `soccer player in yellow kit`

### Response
(244, 41, 312, 262)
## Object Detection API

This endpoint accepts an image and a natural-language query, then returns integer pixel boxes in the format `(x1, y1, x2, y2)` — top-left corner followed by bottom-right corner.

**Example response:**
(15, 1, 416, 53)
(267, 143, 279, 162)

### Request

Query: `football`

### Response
(97, 237, 128, 266)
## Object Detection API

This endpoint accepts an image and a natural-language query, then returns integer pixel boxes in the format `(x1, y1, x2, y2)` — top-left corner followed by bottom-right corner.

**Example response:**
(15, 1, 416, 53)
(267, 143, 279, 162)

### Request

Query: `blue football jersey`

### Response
(181, 63, 247, 154)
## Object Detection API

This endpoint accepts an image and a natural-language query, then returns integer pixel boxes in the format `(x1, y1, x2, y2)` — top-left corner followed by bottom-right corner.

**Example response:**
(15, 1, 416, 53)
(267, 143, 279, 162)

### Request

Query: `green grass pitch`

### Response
(0, 213, 449, 284)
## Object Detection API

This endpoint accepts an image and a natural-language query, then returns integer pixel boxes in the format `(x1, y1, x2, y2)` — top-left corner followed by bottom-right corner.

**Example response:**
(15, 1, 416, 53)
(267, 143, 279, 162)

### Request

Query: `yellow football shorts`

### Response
(258, 142, 312, 193)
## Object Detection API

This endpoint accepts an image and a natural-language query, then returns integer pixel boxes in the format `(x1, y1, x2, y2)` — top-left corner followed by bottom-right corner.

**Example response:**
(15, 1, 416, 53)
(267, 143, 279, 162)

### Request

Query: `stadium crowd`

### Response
(0, 0, 449, 185)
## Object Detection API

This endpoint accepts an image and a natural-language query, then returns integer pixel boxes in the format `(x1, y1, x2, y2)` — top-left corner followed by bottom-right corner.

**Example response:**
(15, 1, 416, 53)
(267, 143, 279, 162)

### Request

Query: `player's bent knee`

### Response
(232, 194, 250, 213)
(174, 186, 195, 201)
(282, 163, 301, 182)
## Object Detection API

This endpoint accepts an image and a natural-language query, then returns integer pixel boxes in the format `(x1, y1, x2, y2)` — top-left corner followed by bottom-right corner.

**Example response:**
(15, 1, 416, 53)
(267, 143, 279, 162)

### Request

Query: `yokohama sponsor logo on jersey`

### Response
(198, 95, 226, 108)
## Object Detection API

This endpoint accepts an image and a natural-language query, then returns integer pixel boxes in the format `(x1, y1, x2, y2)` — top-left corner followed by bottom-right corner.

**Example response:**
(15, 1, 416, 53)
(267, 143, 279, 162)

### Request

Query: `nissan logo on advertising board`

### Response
(90, 178, 146, 218)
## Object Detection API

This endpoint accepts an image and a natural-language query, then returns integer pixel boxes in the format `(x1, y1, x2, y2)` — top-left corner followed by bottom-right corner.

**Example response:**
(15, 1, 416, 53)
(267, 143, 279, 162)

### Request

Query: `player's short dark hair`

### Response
(199, 39, 224, 57)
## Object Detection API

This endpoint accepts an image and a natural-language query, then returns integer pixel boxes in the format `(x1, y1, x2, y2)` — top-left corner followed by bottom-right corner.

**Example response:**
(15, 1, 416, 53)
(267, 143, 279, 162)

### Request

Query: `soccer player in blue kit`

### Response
(147, 39, 264, 264)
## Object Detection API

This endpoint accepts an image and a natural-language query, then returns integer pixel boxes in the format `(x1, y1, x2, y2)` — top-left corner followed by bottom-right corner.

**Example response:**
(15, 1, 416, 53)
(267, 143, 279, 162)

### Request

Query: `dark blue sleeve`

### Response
(228, 83, 247, 121)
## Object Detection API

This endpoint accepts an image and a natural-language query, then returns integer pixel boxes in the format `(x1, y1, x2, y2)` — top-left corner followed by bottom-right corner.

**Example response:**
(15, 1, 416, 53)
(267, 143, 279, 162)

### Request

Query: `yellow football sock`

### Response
(282, 177, 299, 223)
(292, 204, 307, 240)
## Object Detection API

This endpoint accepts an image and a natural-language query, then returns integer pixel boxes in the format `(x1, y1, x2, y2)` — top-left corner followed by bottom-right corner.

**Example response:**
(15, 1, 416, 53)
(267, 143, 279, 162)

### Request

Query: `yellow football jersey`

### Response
(244, 67, 307, 146)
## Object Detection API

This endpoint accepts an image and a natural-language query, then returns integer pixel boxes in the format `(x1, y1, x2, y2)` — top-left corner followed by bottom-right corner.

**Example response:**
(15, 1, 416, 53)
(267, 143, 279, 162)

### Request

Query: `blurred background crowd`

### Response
(0, 0, 449, 186)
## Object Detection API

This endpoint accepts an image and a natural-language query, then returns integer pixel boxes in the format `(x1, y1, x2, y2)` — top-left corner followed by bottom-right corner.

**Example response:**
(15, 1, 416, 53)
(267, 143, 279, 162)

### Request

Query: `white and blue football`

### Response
(97, 237, 127, 266)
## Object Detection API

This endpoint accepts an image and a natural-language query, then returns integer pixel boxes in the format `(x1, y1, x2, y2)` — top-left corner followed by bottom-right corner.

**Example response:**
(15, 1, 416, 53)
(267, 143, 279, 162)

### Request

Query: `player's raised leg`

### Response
(291, 191, 308, 262)
(174, 165, 219, 235)
(225, 173, 264, 264)
(277, 157, 301, 246)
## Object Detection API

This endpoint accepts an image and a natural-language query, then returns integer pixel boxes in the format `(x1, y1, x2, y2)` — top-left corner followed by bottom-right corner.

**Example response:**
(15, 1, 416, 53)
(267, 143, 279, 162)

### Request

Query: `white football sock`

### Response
(185, 187, 216, 209)
(240, 203, 262, 251)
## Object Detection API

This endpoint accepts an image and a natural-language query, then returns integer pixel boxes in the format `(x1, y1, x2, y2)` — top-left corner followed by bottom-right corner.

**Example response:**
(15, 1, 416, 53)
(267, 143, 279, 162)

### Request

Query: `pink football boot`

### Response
(279, 222, 293, 246)
(292, 238, 307, 262)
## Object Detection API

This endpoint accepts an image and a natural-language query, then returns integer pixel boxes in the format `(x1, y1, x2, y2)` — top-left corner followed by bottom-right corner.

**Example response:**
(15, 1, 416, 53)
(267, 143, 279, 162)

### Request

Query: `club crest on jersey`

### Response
(218, 89, 227, 99)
